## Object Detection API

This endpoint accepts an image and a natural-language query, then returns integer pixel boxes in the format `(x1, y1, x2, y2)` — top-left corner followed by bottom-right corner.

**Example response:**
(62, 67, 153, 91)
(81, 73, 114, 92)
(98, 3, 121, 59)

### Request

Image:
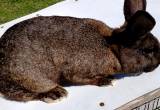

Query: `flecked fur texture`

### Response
(0, 0, 159, 103)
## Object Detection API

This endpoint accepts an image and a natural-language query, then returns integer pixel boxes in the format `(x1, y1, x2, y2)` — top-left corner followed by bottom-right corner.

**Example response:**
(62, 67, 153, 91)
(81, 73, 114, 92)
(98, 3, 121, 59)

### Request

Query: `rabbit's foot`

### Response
(37, 86, 68, 103)
(95, 76, 114, 86)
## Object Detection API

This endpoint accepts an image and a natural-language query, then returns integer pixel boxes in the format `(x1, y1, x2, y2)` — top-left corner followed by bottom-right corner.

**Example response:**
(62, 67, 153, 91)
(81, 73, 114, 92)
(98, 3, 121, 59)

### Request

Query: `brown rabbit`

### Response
(0, 0, 159, 103)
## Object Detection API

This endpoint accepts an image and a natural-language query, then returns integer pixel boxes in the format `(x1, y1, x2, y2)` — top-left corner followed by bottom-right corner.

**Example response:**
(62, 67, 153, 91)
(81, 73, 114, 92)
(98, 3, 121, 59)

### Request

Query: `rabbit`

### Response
(0, 0, 159, 103)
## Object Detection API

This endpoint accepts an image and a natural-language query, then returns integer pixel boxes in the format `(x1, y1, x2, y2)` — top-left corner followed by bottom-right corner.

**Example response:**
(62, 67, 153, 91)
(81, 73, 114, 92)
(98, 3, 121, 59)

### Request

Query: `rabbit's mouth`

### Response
(143, 63, 159, 72)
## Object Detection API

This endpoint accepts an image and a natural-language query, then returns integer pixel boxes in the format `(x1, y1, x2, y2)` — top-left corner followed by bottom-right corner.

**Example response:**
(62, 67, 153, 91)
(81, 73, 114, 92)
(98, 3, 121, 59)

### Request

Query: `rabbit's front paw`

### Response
(96, 76, 114, 86)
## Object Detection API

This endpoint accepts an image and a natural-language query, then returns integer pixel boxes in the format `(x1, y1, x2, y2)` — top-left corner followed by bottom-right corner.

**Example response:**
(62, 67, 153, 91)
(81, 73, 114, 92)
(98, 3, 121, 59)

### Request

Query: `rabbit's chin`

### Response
(121, 62, 159, 75)
(143, 63, 159, 72)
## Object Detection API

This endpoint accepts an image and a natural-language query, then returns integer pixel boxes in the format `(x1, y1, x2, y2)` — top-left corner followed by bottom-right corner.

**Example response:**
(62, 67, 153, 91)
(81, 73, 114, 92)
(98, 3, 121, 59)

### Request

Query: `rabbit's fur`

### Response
(0, 0, 159, 102)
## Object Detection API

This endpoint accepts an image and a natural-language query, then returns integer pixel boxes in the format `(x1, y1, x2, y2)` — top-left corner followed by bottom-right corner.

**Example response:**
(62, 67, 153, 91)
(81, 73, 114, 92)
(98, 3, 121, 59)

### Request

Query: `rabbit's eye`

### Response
(139, 48, 154, 54)
(144, 48, 153, 53)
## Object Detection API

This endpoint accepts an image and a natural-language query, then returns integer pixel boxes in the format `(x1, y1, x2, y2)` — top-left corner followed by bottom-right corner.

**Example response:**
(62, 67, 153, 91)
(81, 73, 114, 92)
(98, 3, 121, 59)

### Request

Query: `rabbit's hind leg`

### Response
(0, 79, 67, 103)
(0, 79, 38, 102)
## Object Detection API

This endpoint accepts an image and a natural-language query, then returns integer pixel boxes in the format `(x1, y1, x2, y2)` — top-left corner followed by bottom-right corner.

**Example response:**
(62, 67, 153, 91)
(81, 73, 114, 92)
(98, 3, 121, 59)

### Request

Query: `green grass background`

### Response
(0, 0, 62, 24)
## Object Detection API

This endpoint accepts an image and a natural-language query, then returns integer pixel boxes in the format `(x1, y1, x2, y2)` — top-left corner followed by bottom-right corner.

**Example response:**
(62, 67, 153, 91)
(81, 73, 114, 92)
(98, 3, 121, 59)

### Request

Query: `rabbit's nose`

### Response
(158, 47, 160, 64)
(159, 49, 160, 64)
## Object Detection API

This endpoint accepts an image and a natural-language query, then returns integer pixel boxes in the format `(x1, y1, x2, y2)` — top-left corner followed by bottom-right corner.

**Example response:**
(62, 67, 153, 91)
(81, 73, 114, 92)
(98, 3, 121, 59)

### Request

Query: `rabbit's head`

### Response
(107, 0, 160, 74)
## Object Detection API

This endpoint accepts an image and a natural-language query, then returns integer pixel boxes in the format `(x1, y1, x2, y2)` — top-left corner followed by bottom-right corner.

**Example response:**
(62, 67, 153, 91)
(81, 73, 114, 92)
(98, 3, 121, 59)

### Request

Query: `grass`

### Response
(0, 0, 62, 24)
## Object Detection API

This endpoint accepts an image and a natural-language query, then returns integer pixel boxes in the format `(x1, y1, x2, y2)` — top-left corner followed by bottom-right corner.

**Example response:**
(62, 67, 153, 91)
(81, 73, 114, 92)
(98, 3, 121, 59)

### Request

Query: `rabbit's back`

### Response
(0, 16, 121, 85)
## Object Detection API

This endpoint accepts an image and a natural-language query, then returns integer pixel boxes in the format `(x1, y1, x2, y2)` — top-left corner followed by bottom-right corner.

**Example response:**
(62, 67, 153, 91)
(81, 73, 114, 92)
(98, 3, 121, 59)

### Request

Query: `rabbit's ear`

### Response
(125, 11, 155, 38)
(107, 11, 155, 45)
(124, 0, 146, 21)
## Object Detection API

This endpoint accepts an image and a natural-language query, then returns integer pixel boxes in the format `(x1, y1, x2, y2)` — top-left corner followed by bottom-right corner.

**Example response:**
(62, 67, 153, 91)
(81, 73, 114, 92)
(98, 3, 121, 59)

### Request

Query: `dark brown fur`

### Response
(0, 0, 159, 102)
(124, 0, 146, 20)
